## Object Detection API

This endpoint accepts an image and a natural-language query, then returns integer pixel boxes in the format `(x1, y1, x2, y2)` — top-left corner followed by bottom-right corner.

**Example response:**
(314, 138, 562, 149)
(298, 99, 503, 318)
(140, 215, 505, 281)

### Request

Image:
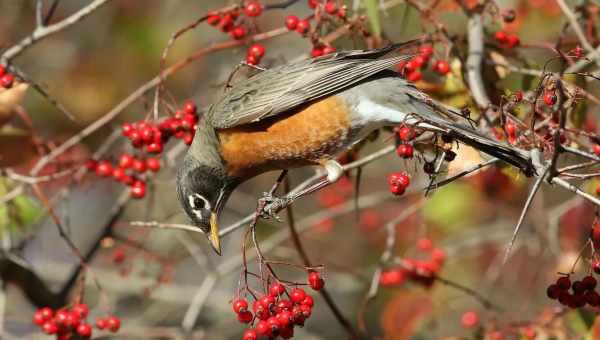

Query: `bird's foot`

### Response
(258, 193, 289, 220)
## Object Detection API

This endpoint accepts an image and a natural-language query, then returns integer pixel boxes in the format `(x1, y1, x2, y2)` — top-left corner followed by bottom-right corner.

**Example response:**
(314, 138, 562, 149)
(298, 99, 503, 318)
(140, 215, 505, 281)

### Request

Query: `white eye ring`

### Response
(188, 193, 211, 211)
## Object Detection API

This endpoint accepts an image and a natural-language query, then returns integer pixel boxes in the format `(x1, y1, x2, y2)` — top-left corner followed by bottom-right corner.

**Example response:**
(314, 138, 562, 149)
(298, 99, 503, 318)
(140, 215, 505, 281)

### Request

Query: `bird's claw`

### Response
(258, 193, 288, 220)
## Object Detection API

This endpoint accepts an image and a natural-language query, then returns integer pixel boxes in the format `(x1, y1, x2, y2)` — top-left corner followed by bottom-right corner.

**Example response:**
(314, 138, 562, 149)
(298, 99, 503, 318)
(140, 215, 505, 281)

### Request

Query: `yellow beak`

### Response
(208, 212, 222, 255)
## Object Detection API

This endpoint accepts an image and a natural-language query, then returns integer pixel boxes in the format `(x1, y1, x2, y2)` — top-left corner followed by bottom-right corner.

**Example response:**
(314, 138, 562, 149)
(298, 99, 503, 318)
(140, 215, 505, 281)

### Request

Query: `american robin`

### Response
(176, 43, 533, 254)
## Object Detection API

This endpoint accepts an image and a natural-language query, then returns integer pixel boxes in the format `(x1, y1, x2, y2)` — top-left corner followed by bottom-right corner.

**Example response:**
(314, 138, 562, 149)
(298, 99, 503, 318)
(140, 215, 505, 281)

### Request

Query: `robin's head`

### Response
(176, 154, 233, 255)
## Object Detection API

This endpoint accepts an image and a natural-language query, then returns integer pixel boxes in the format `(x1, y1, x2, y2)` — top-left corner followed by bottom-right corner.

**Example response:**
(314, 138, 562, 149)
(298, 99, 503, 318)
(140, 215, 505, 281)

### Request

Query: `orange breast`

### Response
(217, 96, 351, 178)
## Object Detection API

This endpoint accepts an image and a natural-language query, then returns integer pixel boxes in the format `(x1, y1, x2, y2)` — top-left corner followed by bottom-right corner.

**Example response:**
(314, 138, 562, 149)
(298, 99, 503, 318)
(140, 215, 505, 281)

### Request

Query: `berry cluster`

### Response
(205, 2, 269, 64)
(85, 101, 198, 199)
(379, 238, 446, 287)
(32, 304, 120, 338)
(546, 275, 600, 308)
(284, 15, 311, 35)
(395, 125, 416, 159)
(494, 30, 520, 48)
(234, 272, 324, 339)
(396, 46, 451, 82)
(387, 171, 410, 196)
(0, 65, 15, 89)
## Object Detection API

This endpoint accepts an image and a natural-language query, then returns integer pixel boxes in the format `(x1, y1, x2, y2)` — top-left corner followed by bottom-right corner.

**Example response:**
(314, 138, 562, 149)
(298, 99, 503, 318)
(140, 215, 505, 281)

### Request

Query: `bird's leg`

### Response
(289, 160, 344, 201)
(258, 170, 289, 220)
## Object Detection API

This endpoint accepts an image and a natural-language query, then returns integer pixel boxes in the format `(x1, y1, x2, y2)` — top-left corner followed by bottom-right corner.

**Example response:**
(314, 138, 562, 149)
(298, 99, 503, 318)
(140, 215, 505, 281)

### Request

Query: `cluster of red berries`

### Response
(207, 1, 262, 40)
(387, 171, 410, 196)
(284, 15, 311, 35)
(85, 101, 198, 199)
(205, 2, 268, 64)
(396, 46, 450, 82)
(379, 238, 446, 287)
(235, 272, 324, 339)
(32, 304, 120, 338)
(546, 275, 600, 308)
(0, 65, 15, 89)
(395, 125, 416, 159)
(494, 31, 520, 48)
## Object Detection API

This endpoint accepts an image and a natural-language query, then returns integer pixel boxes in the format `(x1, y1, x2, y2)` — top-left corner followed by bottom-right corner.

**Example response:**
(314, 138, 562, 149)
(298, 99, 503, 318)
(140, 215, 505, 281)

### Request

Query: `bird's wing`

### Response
(209, 43, 417, 129)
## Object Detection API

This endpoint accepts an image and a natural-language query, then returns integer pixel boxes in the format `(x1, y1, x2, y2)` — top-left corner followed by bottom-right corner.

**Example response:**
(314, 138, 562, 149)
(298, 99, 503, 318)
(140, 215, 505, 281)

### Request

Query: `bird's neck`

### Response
(188, 118, 225, 174)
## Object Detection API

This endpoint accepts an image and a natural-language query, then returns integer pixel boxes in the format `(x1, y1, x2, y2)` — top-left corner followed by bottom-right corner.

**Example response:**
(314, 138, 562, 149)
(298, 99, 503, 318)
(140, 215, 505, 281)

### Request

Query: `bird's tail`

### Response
(407, 93, 535, 176)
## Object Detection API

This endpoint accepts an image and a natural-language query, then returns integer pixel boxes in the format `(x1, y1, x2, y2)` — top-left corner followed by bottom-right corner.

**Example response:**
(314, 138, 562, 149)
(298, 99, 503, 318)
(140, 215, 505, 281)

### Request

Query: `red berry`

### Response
(183, 133, 194, 145)
(290, 288, 307, 303)
(506, 34, 520, 48)
(546, 284, 560, 299)
(594, 259, 600, 275)
(461, 311, 479, 328)
(396, 144, 414, 159)
(412, 55, 427, 68)
(322, 45, 336, 55)
(248, 43, 266, 59)
(65, 310, 82, 328)
(146, 157, 161, 172)
(95, 161, 113, 177)
(583, 275, 597, 290)
(233, 298, 249, 313)
(296, 19, 310, 34)
(389, 184, 405, 195)
(33, 307, 54, 325)
(308, 0, 319, 8)
(311, 46, 324, 58)
(140, 127, 154, 143)
(434, 60, 450, 75)
(494, 30, 508, 43)
(397, 126, 414, 141)
(276, 299, 293, 312)
(207, 14, 220, 26)
(243, 329, 258, 340)
(308, 271, 325, 290)
(118, 154, 134, 168)
(259, 295, 275, 310)
(132, 158, 147, 173)
(387, 172, 410, 188)
(130, 181, 146, 199)
(255, 320, 272, 336)
(269, 282, 286, 296)
(299, 304, 312, 318)
(121, 123, 135, 136)
(543, 91, 557, 106)
(277, 311, 293, 328)
(112, 248, 125, 263)
(42, 320, 58, 334)
(85, 159, 98, 171)
(337, 7, 346, 18)
(301, 295, 314, 307)
(324, 1, 337, 14)
(285, 15, 299, 30)
(417, 238, 433, 251)
(76, 323, 92, 337)
(230, 26, 247, 40)
(513, 90, 524, 102)
(404, 60, 418, 72)
(556, 276, 571, 290)
(267, 316, 280, 333)
(106, 315, 121, 332)
(183, 101, 197, 115)
(0, 73, 14, 88)
(592, 144, 600, 156)
(244, 1, 263, 17)
(505, 121, 517, 137)
(0, 65, 5, 77)
(112, 167, 126, 182)
(129, 130, 144, 148)
(431, 248, 446, 264)
(237, 311, 253, 323)
(418, 45, 433, 57)
(246, 54, 259, 65)
(406, 70, 422, 82)
(147, 142, 163, 154)
(95, 318, 107, 330)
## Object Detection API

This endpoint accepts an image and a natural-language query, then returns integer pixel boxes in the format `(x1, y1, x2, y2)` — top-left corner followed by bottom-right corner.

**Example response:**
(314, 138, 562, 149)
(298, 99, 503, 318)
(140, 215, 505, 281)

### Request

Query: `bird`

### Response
(176, 42, 534, 255)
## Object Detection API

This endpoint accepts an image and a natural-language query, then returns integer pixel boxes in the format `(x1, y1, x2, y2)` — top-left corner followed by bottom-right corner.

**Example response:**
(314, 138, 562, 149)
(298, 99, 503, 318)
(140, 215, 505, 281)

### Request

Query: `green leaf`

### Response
(363, 0, 381, 38)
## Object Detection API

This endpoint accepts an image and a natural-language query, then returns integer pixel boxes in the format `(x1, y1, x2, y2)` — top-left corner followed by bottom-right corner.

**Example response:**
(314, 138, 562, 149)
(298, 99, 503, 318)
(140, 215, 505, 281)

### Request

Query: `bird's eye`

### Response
(188, 194, 210, 211)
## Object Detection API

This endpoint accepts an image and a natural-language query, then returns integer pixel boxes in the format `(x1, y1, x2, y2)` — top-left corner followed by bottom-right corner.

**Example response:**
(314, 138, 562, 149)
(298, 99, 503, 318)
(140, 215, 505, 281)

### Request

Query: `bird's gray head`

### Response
(176, 155, 232, 255)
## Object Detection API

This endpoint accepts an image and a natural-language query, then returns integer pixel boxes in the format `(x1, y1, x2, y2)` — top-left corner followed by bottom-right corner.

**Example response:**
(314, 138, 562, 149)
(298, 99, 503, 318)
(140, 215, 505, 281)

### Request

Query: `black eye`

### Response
(193, 196, 206, 209)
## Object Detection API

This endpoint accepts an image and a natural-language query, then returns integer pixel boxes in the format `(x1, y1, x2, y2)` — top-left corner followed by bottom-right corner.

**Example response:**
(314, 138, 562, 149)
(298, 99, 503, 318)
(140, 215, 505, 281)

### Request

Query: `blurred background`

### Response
(1, 0, 600, 339)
